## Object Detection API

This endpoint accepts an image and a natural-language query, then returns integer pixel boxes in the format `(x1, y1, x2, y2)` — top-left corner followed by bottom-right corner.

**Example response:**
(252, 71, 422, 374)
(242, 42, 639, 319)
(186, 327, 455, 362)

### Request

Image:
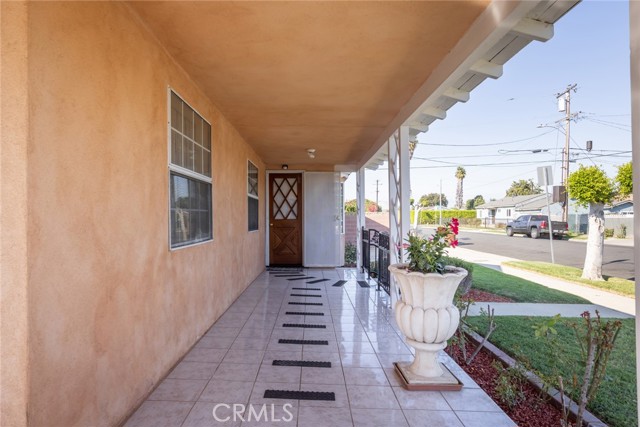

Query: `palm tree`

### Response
(455, 166, 466, 209)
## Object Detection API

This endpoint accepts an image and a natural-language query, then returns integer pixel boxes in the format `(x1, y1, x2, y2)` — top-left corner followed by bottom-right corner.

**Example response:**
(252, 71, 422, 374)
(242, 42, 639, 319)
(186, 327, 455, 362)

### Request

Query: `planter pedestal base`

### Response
(394, 362, 463, 391)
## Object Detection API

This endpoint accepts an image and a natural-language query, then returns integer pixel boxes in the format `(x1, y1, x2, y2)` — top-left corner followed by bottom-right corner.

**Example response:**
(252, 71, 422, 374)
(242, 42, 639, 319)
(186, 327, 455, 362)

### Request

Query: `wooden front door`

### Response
(269, 173, 303, 266)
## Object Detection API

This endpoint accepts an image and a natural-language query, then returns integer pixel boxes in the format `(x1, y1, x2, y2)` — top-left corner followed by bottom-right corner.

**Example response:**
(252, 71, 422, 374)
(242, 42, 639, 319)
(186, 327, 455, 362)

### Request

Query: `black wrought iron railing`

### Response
(360, 227, 391, 295)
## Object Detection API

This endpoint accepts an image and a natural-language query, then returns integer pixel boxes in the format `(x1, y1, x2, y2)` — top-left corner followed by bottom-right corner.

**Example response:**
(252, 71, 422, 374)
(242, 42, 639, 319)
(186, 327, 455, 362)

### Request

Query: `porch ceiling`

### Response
(128, 1, 491, 167)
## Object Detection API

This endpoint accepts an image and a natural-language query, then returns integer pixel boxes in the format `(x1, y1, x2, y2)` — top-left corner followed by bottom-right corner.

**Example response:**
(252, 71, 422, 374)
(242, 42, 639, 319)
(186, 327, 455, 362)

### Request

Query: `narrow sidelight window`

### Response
(248, 160, 259, 231)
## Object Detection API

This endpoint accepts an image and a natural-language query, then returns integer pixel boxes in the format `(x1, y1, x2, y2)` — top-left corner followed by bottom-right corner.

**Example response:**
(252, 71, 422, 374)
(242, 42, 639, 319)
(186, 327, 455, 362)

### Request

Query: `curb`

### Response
(464, 329, 607, 427)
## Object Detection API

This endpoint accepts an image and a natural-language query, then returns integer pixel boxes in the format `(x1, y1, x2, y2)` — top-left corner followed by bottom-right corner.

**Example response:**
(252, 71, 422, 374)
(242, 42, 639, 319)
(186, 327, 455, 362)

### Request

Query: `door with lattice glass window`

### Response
(269, 173, 303, 265)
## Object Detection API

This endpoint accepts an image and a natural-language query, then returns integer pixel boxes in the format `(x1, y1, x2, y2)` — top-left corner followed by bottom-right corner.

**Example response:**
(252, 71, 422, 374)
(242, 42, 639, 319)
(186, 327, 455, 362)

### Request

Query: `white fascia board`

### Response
(443, 87, 471, 103)
(469, 59, 503, 79)
(357, 0, 550, 169)
(512, 17, 554, 42)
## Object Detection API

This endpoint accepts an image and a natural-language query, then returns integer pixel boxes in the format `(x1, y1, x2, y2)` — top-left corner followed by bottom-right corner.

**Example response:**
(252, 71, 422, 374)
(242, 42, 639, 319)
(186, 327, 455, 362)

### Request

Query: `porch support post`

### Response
(630, 0, 640, 421)
(356, 167, 366, 272)
(388, 126, 411, 265)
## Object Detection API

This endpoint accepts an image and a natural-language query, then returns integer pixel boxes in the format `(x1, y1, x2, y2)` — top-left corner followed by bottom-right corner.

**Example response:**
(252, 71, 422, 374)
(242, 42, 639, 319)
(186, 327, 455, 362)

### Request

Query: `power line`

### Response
(415, 129, 556, 147)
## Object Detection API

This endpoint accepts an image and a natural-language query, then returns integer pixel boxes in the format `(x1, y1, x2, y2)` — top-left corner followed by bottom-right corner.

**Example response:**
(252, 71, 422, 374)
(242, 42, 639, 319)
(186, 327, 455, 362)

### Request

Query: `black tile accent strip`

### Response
(357, 280, 370, 288)
(287, 277, 316, 281)
(291, 287, 322, 291)
(274, 274, 306, 277)
(278, 339, 328, 345)
(282, 323, 326, 329)
(285, 312, 324, 316)
(290, 294, 322, 298)
(306, 279, 330, 284)
(288, 302, 323, 306)
(264, 390, 335, 401)
(273, 360, 331, 368)
(332, 280, 347, 287)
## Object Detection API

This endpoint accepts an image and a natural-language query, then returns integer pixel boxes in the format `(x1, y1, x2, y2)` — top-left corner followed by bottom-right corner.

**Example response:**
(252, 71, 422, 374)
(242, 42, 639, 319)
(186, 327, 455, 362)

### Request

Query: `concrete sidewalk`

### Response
(467, 303, 633, 319)
(451, 246, 635, 318)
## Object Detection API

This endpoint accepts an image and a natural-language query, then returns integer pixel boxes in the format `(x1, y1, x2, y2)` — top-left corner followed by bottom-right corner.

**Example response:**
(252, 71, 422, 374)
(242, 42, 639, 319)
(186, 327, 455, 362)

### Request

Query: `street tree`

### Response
(567, 165, 615, 280)
(418, 193, 448, 208)
(615, 161, 633, 197)
(466, 195, 485, 210)
(455, 166, 466, 209)
(505, 179, 542, 197)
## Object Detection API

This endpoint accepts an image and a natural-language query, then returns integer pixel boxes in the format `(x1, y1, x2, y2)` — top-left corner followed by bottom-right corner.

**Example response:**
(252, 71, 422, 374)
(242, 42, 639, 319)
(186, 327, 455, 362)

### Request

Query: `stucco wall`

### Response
(24, 2, 265, 426)
(1, 2, 30, 426)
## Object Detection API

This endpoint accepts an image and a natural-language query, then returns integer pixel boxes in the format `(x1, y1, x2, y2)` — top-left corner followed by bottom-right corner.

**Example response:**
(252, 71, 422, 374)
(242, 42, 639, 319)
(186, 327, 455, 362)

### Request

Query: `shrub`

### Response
(616, 224, 627, 239)
(495, 222, 507, 230)
(604, 228, 614, 238)
(344, 242, 356, 267)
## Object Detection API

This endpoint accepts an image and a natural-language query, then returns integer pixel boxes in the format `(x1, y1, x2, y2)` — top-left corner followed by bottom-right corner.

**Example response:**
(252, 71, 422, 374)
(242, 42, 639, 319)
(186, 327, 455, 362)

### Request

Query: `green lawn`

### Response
(504, 261, 635, 297)
(467, 316, 637, 427)
(472, 264, 591, 304)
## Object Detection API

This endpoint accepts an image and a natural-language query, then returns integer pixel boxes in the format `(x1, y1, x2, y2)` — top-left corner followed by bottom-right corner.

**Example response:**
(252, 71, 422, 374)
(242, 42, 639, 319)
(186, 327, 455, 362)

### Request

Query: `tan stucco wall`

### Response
(22, 2, 265, 426)
(1, 2, 30, 426)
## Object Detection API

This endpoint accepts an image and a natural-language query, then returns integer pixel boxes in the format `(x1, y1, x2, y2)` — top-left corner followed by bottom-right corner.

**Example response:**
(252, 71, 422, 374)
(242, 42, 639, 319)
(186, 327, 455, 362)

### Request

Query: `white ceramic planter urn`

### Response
(389, 263, 467, 380)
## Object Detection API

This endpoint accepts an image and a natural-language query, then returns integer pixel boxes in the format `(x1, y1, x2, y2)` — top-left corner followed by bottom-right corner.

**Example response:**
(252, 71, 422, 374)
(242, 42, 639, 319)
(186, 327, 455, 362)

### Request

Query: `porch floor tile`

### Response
(123, 268, 515, 427)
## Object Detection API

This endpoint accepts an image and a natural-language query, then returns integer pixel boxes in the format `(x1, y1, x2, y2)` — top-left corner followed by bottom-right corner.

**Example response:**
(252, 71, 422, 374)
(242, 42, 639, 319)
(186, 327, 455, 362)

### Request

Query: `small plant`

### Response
(344, 242, 356, 267)
(604, 228, 614, 238)
(403, 218, 459, 274)
(493, 360, 527, 409)
(616, 224, 627, 239)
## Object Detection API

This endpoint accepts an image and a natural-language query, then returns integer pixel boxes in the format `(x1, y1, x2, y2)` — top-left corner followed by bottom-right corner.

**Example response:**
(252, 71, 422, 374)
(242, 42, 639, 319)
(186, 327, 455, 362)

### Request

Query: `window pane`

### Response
(171, 130, 183, 167)
(247, 161, 258, 197)
(183, 105, 194, 139)
(203, 149, 211, 177)
(194, 116, 203, 145)
(170, 172, 212, 248)
(203, 123, 211, 150)
(171, 93, 182, 133)
(248, 196, 259, 231)
(194, 145, 203, 175)
(183, 139, 194, 171)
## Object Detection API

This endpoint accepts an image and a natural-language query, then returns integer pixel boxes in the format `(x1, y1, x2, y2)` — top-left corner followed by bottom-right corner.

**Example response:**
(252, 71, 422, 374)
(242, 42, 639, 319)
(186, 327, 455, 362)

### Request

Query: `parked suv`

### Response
(505, 215, 568, 239)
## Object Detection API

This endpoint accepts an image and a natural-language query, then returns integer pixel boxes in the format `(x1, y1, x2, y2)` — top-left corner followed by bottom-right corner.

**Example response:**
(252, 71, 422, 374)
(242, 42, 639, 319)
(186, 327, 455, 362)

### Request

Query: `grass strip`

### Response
(472, 264, 591, 304)
(503, 261, 635, 297)
(467, 316, 636, 427)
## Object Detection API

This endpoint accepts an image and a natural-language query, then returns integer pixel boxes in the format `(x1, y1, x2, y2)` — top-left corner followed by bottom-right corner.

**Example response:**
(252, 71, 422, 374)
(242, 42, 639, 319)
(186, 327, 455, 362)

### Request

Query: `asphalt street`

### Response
(451, 229, 635, 281)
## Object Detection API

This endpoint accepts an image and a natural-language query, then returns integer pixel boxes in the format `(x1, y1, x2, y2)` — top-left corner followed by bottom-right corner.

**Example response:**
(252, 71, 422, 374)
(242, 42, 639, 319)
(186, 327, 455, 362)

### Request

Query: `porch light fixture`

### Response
(307, 148, 316, 159)
(281, 164, 288, 170)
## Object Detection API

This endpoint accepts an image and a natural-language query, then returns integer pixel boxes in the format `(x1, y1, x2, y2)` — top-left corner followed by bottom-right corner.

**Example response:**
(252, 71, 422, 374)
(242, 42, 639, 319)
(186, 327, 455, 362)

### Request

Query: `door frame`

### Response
(265, 170, 304, 266)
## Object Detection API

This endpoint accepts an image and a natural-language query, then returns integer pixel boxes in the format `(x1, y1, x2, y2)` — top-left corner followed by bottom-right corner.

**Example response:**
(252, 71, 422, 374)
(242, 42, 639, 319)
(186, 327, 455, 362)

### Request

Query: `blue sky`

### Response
(346, 0, 632, 209)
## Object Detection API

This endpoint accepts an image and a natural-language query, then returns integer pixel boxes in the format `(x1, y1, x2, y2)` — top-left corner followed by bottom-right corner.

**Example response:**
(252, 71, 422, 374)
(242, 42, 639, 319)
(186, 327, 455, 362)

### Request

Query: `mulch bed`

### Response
(462, 289, 514, 303)
(448, 341, 564, 427)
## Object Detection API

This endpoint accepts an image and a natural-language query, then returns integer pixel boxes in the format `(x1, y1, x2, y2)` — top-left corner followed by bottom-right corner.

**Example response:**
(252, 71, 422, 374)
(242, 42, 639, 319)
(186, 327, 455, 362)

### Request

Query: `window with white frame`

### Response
(169, 90, 212, 248)
(248, 161, 259, 231)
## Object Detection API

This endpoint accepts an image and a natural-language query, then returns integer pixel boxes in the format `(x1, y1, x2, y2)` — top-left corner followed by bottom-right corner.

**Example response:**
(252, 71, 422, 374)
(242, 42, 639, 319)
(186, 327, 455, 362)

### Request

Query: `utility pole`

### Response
(374, 180, 380, 210)
(556, 84, 578, 222)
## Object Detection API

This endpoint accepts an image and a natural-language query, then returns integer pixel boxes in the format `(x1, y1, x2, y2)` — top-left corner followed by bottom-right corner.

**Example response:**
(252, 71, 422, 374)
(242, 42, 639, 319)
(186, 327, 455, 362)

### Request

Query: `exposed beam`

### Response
(408, 123, 428, 133)
(443, 87, 470, 103)
(512, 18, 553, 42)
(421, 107, 447, 120)
(470, 59, 503, 79)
